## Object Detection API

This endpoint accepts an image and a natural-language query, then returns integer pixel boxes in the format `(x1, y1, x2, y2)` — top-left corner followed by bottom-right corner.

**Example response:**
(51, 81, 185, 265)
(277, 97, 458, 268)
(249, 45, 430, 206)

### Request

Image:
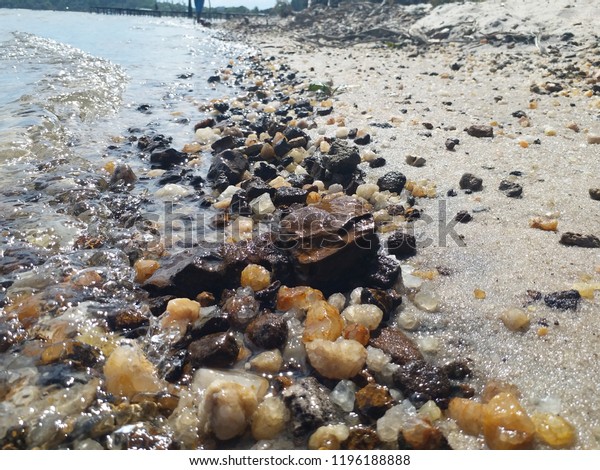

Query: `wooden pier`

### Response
(89, 6, 269, 24)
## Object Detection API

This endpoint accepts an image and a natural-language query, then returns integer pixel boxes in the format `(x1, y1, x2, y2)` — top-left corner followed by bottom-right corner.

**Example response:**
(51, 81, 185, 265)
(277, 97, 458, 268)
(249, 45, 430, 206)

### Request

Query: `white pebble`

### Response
(330, 380, 358, 412)
(250, 193, 276, 215)
(342, 304, 384, 330)
(328, 184, 344, 194)
(413, 291, 440, 312)
(356, 183, 379, 201)
(327, 293, 346, 312)
(335, 127, 350, 138)
(396, 311, 420, 331)
(349, 287, 363, 305)
(155, 184, 193, 200)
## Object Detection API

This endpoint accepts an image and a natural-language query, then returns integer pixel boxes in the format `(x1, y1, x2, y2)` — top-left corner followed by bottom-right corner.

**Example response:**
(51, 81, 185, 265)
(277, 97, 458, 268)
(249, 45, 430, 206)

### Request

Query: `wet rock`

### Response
(282, 377, 337, 438)
(392, 361, 453, 408)
(240, 177, 274, 200)
(222, 287, 260, 328)
(207, 149, 249, 187)
(531, 413, 576, 449)
(466, 125, 494, 138)
(445, 137, 460, 150)
(253, 161, 278, 181)
(369, 327, 423, 365)
(188, 332, 239, 369)
(251, 396, 289, 441)
(364, 254, 401, 289)
(360, 288, 402, 321)
(442, 361, 472, 381)
(559, 232, 600, 248)
(377, 171, 407, 194)
(308, 424, 350, 450)
(400, 418, 451, 450)
(306, 339, 367, 379)
(246, 312, 288, 350)
(482, 392, 535, 450)
(303, 300, 344, 343)
(355, 384, 393, 419)
(344, 427, 381, 450)
(273, 186, 308, 206)
(211, 135, 243, 154)
(455, 210, 473, 223)
(277, 195, 380, 293)
(499, 180, 523, 198)
(0, 318, 25, 353)
(109, 163, 137, 188)
(322, 140, 361, 174)
(386, 230, 417, 259)
(213, 101, 229, 113)
(589, 188, 600, 201)
(150, 148, 188, 169)
(405, 155, 426, 167)
(342, 304, 383, 331)
(39, 339, 100, 368)
(459, 173, 483, 192)
(194, 118, 215, 130)
(544, 290, 581, 310)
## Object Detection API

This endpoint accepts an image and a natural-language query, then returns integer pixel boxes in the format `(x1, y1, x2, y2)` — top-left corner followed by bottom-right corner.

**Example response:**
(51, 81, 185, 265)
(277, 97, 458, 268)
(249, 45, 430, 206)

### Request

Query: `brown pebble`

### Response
(369, 327, 423, 365)
(355, 384, 393, 419)
(344, 427, 381, 450)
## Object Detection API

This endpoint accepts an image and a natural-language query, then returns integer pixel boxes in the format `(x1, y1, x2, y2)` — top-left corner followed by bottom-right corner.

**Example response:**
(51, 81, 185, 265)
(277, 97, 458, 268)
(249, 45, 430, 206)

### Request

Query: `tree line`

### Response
(0, 1, 196, 13)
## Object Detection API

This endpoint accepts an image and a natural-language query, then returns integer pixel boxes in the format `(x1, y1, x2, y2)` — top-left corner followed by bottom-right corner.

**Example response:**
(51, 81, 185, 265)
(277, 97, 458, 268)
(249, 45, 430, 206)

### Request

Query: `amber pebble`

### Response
(473, 288, 486, 299)
(532, 413, 576, 448)
(344, 427, 381, 450)
(343, 323, 370, 346)
(482, 381, 521, 403)
(529, 217, 558, 232)
(482, 392, 535, 450)
(276, 286, 324, 311)
(40, 339, 100, 367)
(104, 343, 163, 399)
(401, 419, 451, 450)
(355, 383, 393, 419)
(306, 191, 321, 205)
(447, 397, 484, 436)
(302, 300, 344, 343)
(14, 294, 44, 328)
(240, 264, 271, 292)
(134, 259, 160, 284)
(160, 298, 200, 329)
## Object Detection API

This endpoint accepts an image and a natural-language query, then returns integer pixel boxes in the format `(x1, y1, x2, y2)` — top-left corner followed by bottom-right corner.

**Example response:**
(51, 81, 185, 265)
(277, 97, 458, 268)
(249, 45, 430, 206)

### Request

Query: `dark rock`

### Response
(273, 187, 308, 206)
(499, 180, 523, 198)
(354, 134, 371, 145)
(543, 82, 563, 93)
(276, 195, 380, 293)
(405, 155, 426, 167)
(360, 288, 402, 322)
(365, 254, 401, 289)
(559, 232, 600, 248)
(344, 427, 381, 450)
(422, 122, 434, 130)
(105, 305, 150, 332)
(109, 164, 137, 188)
(392, 360, 453, 408)
(282, 377, 337, 438)
(240, 177, 275, 200)
(284, 127, 310, 142)
(137, 104, 151, 114)
(246, 312, 288, 350)
(512, 110, 527, 118)
(288, 136, 308, 149)
(243, 143, 263, 157)
(442, 360, 472, 380)
(0, 243, 48, 275)
(213, 102, 229, 113)
(150, 148, 188, 169)
(222, 287, 260, 329)
(211, 135, 243, 154)
(287, 173, 314, 188)
(450, 62, 462, 71)
(207, 75, 220, 84)
(207, 149, 249, 187)
(445, 137, 460, 150)
(187, 308, 230, 340)
(323, 140, 361, 174)
(253, 162, 278, 181)
(446, 188, 457, 197)
(274, 138, 292, 158)
(229, 192, 252, 216)
(0, 318, 26, 353)
(187, 332, 239, 369)
(316, 107, 333, 116)
(544, 290, 581, 310)
(455, 210, 472, 223)
(386, 231, 417, 259)
(466, 125, 494, 138)
(368, 157, 386, 168)
(589, 188, 600, 201)
(194, 118, 215, 130)
(39, 339, 100, 368)
(377, 171, 407, 194)
(459, 173, 483, 191)
(399, 421, 452, 450)
(355, 384, 393, 419)
(254, 280, 282, 308)
(369, 327, 423, 365)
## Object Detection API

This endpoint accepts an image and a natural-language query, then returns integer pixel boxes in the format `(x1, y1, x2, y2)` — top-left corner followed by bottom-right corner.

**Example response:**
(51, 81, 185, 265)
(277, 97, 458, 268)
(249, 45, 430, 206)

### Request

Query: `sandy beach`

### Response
(217, 0, 600, 449)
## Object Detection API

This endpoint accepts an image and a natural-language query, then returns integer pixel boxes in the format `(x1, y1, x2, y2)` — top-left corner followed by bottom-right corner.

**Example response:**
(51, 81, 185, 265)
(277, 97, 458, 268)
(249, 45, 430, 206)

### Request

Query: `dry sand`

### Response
(221, 0, 600, 449)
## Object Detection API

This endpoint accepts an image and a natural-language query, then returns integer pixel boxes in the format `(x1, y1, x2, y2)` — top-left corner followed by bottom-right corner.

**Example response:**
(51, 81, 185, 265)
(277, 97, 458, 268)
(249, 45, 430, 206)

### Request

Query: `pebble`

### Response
(330, 380, 358, 412)
(500, 307, 530, 331)
(356, 183, 379, 201)
(482, 392, 535, 450)
(445, 137, 459, 150)
(473, 288, 486, 300)
(155, 184, 192, 199)
(369, 327, 423, 365)
(418, 400, 442, 423)
(249, 193, 276, 216)
(305, 338, 367, 379)
(387, 230, 417, 258)
(342, 323, 370, 346)
(160, 298, 200, 330)
(448, 397, 485, 436)
(249, 349, 283, 374)
(104, 342, 162, 399)
(455, 210, 473, 223)
(589, 188, 600, 201)
(587, 133, 600, 145)
(459, 173, 483, 192)
(341, 304, 384, 331)
(335, 127, 350, 138)
(466, 124, 494, 138)
(396, 311, 420, 331)
(544, 290, 580, 310)
(246, 313, 288, 350)
(344, 427, 381, 450)
(366, 345, 392, 373)
(566, 122, 580, 132)
(308, 424, 350, 450)
(251, 396, 289, 441)
(277, 285, 325, 311)
(240, 264, 272, 292)
(376, 400, 417, 442)
(405, 155, 426, 167)
(498, 180, 523, 198)
(392, 361, 452, 407)
(355, 383, 393, 419)
(559, 232, 600, 248)
(413, 291, 440, 312)
(531, 413, 576, 448)
(188, 332, 240, 369)
(302, 300, 344, 343)
(377, 171, 407, 194)
(134, 259, 160, 284)
(327, 293, 347, 312)
(529, 217, 558, 232)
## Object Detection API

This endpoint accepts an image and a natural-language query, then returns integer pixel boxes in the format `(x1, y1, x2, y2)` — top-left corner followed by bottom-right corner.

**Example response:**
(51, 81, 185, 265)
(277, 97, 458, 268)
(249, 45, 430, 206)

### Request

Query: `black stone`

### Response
(465, 125, 494, 138)
(150, 148, 188, 169)
(253, 162, 278, 181)
(369, 157, 387, 168)
(365, 254, 401, 289)
(282, 377, 337, 438)
(377, 171, 407, 194)
(559, 232, 600, 248)
(387, 231, 417, 258)
(323, 140, 361, 174)
(512, 110, 527, 118)
(455, 210, 473, 223)
(273, 187, 308, 206)
(392, 360, 453, 408)
(241, 177, 275, 200)
(274, 138, 292, 158)
(498, 180, 523, 198)
(211, 135, 243, 154)
(222, 287, 260, 329)
(354, 134, 371, 145)
(589, 188, 600, 201)
(187, 332, 239, 369)
(207, 75, 220, 83)
(544, 290, 581, 310)
(213, 102, 229, 113)
(207, 149, 249, 187)
(360, 288, 402, 322)
(445, 137, 459, 151)
(459, 173, 483, 192)
(246, 313, 288, 350)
